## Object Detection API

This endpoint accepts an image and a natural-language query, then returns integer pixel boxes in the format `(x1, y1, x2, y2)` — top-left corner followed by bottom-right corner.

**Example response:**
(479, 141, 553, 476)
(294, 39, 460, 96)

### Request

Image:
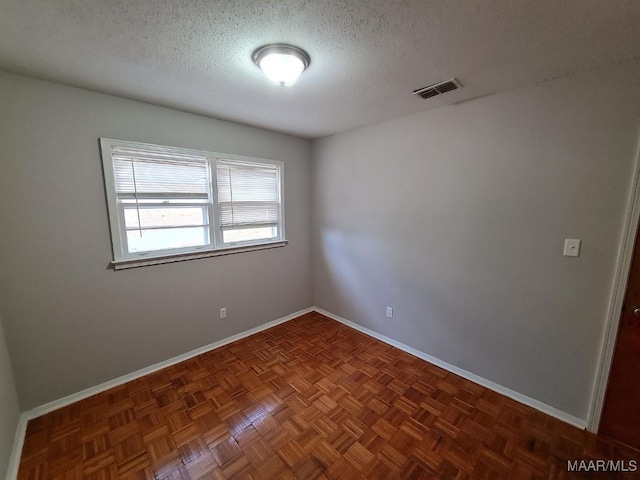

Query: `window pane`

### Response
(127, 227, 210, 253)
(223, 227, 277, 244)
(124, 206, 208, 229)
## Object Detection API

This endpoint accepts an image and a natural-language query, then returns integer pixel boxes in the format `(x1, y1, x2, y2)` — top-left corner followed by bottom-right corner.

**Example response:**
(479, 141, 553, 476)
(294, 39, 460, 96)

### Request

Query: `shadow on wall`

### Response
(314, 226, 535, 383)
(317, 229, 383, 323)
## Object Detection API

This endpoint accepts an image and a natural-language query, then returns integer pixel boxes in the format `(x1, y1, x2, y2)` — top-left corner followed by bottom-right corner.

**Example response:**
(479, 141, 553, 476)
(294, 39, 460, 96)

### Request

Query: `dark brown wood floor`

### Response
(17, 312, 638, 479)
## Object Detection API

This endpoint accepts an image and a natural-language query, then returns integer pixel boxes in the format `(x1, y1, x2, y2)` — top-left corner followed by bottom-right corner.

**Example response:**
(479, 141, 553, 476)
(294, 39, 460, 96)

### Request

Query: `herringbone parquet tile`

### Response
(17, 312, 638, 479)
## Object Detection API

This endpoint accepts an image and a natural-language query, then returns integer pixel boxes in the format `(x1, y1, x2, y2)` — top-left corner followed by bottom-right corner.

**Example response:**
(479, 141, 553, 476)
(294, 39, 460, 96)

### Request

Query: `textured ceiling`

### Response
(1, 0, 639, 138)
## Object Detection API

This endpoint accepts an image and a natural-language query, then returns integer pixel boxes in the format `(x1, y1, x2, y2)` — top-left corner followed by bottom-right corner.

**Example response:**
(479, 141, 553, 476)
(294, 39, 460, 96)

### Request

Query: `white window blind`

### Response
(216, 160, 281, 231)
(112, 147, 209, 199)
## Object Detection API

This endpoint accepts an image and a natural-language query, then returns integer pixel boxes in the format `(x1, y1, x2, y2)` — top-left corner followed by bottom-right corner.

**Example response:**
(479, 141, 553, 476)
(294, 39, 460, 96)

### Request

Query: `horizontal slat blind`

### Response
(217, 160, 280, 230)
(112, 147, 209, 199)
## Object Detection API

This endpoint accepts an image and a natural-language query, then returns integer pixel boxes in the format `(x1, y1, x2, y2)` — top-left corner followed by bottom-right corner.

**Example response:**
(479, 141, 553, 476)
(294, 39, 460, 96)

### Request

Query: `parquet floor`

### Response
(17, 312, 638, 479)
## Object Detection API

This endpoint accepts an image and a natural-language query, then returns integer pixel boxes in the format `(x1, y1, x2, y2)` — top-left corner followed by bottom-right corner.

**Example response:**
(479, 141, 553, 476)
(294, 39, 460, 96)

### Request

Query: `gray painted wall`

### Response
(0, 71, 312, 410)
(0, 313, 20, 480)
(312, 59, 640, 420)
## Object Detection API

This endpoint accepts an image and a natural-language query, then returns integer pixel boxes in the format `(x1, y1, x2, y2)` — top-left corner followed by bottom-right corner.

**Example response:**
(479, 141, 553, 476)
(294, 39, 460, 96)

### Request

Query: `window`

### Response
(100, 139, 285, 268)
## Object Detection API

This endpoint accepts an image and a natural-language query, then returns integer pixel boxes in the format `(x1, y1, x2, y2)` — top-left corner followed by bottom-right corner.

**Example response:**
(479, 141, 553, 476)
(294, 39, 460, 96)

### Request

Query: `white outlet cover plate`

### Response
(563, 239, 581, 257)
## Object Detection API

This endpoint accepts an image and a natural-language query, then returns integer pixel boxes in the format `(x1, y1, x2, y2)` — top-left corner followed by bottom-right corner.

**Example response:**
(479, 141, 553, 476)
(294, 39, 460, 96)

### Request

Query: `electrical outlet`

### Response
(220, 307, 227, 319)
(386, 306, 393, 318)
(563, 239, 581, 257)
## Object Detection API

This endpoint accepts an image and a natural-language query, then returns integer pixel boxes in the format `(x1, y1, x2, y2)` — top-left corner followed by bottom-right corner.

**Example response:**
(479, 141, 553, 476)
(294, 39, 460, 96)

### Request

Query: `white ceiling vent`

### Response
(412, 78, 462, 99)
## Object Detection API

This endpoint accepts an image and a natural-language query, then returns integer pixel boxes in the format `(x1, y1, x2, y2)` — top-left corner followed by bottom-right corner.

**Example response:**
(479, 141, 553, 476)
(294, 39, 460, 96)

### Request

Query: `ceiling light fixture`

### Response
(252, 44, 310, 86)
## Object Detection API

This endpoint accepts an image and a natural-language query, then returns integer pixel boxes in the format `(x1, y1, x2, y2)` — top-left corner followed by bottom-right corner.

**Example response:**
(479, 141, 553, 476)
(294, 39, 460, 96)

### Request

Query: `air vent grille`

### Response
(413, 78, 462, 99)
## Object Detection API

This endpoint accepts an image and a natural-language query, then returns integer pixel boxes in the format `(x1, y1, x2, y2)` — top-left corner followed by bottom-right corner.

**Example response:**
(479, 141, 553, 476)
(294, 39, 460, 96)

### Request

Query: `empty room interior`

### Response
(2, 1, 640, 479)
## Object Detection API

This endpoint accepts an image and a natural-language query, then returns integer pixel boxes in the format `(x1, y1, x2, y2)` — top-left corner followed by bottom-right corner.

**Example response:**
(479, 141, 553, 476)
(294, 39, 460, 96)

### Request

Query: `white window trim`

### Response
(100, 138, 286, 269)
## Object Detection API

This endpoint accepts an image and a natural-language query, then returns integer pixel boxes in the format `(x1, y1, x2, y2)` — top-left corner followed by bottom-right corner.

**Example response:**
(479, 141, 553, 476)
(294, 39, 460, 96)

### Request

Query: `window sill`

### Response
(110, 240, 288, 270)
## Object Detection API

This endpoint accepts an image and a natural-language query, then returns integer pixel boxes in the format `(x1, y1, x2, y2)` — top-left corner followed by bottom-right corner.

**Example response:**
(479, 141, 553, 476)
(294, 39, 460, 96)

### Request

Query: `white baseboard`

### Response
(5, 413, 27, 480)
(314, 307, 587, 430)
(24, 307, 314, 422)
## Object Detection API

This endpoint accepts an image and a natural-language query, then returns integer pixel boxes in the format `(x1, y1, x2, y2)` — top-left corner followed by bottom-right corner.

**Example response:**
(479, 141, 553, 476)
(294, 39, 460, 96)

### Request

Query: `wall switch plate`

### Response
(220, 307, 227, 319)
(386, 307, 393, 318)
(563, 239, 581, 257)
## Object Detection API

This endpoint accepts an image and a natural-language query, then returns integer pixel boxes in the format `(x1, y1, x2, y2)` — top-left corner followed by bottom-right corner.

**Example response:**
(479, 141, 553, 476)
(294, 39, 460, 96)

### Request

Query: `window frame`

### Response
(100, 138, 286, 269)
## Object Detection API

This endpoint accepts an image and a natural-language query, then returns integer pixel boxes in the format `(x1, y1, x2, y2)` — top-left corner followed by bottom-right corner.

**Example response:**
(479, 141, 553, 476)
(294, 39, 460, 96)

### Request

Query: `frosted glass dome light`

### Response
(253, 45, 310, 86)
